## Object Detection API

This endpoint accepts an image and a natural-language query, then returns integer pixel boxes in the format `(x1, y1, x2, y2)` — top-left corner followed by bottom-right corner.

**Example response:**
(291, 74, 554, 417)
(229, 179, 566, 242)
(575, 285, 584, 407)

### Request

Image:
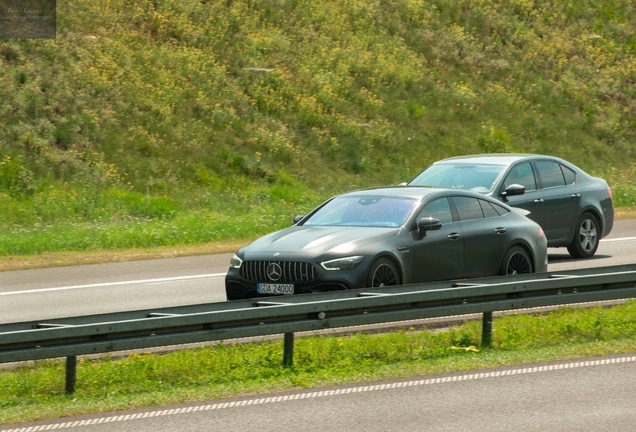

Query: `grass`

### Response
(1, 0, 636, 258)
(0, 174, 633, 263)
(2, 302, 636, 425)
(1, 0, 635, 423)
(0, 206, 632, 272)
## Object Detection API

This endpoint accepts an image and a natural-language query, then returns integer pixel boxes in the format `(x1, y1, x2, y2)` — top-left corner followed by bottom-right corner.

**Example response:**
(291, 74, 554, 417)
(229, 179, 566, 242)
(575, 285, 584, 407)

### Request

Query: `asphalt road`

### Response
(0, 219, 635, 324)
(1, 220, 635, 431)
(6, 354, 636, 431)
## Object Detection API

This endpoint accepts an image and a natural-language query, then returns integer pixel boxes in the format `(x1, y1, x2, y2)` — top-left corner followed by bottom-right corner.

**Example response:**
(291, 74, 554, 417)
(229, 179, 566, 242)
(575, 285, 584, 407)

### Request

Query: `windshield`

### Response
(304, 195, 418, 227)
(408, 163, 505, 193)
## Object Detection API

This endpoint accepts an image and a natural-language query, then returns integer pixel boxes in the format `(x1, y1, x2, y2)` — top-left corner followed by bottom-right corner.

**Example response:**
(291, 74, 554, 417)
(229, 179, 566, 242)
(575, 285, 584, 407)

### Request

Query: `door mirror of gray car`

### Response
(501, 184, 526, 197)
(417, 217, 442, 239)
(292, 215, 305, 225)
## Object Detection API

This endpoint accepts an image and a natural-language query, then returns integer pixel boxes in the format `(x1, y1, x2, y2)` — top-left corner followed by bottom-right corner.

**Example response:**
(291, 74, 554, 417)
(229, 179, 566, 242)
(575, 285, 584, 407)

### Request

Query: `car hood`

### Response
(242, 226, 401, 259)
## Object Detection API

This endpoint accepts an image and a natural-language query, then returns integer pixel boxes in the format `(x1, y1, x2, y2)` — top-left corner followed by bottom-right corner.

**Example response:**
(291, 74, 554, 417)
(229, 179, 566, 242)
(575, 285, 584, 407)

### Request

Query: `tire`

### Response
(367, 258, 400, 288)
(499, 246, 533, 276)
(567, 213, 599, 259)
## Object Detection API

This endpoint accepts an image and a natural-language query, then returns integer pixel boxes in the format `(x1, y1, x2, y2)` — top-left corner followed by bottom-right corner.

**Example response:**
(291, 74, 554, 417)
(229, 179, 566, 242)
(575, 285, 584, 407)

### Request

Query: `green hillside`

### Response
(1, 0, 635, 256)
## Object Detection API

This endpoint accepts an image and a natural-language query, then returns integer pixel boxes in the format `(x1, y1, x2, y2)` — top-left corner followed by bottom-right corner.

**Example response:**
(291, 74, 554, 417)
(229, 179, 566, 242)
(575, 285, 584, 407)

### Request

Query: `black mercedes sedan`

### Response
(407, 154, 614, 259)
(225, 186, 548, 300)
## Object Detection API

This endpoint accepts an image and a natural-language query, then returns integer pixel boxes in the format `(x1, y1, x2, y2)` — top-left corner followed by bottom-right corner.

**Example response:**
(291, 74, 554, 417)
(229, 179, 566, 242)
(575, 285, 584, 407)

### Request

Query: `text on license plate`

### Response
(257, 283, 294, 295)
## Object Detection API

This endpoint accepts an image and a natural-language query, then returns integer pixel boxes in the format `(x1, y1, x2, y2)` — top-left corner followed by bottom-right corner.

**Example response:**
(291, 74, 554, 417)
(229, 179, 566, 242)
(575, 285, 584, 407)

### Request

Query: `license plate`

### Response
(257, 283, 294, 295)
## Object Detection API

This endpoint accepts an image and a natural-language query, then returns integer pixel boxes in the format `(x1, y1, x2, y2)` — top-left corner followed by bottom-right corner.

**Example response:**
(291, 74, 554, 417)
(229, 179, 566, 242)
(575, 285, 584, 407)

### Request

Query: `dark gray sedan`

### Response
(225, 186, 548, 300)
(408, 154, 614, 258)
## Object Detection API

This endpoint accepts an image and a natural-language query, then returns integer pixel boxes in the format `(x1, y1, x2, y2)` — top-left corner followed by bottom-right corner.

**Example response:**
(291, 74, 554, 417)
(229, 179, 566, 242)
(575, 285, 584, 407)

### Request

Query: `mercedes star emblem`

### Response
(267, 263, 282, 281)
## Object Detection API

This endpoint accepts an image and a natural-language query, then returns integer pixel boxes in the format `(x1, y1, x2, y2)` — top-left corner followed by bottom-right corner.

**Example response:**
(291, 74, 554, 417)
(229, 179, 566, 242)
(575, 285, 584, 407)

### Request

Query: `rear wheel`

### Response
(567, 213, 599, 258)
(367, 258, 400, 287)
(499, 246, 533, 276)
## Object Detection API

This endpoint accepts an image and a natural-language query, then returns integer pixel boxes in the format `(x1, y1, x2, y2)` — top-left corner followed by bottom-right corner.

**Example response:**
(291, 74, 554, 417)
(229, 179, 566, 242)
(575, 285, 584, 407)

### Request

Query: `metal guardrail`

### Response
(2, 264, 636, 394)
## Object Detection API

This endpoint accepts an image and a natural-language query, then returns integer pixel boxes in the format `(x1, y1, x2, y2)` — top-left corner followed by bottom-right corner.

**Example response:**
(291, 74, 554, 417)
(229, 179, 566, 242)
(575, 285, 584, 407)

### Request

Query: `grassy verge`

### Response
(0, 240, 247, 272)
(2, 302, 636, 425)
(2, 0, 636, 265)
(0, 162, 634, 267)
(0, 206, 634, 273)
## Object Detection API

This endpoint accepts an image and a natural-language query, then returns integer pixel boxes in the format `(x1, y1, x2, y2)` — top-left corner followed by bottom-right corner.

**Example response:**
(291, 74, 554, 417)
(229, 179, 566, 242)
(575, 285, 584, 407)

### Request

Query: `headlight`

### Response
(320, 255, 364, 271)
(230, 254, 243, 269)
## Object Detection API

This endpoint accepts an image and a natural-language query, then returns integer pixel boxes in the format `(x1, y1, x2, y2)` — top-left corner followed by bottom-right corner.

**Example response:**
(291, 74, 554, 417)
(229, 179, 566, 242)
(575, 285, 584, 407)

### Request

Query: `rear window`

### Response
(491, 202, 510, 216)
(480, 200, 502, 218)
(561, 165, 576, 185)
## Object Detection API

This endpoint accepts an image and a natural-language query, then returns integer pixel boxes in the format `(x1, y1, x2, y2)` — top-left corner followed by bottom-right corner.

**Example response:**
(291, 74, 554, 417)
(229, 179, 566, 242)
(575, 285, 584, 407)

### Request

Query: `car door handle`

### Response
(533, 199, 544, 203)
(571, 193, 581, 199)
(495, 227, 507, 235)
(448, 233, 460, 241)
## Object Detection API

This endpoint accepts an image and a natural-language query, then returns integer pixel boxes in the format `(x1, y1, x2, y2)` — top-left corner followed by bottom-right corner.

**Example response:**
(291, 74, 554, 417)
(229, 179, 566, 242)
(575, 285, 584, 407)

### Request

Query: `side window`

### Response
(419, 198, 453, 225)
(491, 202, 510, 216)
(536, 161, 566, 188)
(503, 162, 537, 191)
(480, 200, 501, 218)
(453, 197, 484, 221)
(561, 164, 576, 185)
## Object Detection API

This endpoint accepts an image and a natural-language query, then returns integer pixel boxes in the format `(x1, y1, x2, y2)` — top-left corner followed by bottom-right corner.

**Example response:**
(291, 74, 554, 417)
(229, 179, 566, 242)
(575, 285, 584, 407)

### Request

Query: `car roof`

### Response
(432, 153, 541, 166)
(339, 185, 482, 201)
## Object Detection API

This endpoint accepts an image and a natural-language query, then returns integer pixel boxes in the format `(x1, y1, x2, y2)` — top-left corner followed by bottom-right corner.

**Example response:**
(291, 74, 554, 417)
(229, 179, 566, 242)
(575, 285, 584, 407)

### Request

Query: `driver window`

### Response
(419, 198, 453, 225)
(503, 162, 537, 191)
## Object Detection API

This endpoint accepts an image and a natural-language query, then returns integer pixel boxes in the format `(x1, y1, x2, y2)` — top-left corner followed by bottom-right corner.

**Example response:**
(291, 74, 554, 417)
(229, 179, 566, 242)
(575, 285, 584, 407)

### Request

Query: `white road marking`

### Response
(600, 236, 636, 243)
(3, 235, 633, 297)
(0, 273, 227, 297)
(4, 355, 635, 431)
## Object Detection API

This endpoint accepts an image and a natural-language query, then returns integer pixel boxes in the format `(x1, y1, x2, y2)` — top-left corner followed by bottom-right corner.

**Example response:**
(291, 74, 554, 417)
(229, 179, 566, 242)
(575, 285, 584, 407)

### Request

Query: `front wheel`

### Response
(567, 213, 599, 258)
(499, 246, 533, 276)
(367, 258, 400, 288)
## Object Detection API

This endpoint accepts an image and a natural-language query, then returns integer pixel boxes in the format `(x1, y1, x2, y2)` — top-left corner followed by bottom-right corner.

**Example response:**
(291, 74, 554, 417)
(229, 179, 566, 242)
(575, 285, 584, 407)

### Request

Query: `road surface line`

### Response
(5, 355, 635, 431)
(0, 273, 227, 296)
(3, 237, 633, 296)
(600, 236, 636, 243)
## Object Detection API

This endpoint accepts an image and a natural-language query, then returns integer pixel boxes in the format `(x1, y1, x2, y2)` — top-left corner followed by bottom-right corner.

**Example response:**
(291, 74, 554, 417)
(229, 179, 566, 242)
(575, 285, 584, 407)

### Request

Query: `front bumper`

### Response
(225, 261, 370, 300)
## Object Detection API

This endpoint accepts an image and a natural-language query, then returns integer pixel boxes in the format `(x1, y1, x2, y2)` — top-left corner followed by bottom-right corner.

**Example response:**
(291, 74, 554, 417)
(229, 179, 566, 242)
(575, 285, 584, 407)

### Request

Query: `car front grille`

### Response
(240, 261, 317, 283)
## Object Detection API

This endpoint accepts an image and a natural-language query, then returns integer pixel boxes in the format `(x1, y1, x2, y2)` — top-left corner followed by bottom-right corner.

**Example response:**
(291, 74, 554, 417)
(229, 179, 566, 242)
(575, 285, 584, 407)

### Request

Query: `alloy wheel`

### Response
(371, 263, 399, 287)
(577, 218, 598, 253)
(505, 250, 532, 275)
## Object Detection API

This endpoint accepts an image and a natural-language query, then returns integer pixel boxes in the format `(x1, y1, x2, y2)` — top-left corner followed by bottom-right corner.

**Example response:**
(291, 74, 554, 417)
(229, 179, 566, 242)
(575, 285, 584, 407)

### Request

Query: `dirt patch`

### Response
(615, 207, 636, 220)
(0, 241, 250, 272)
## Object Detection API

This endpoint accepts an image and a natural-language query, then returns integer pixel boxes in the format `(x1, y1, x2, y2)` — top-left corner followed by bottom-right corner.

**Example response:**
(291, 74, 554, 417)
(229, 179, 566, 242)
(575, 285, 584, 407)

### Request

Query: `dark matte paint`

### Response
(226, 187, 548, 300)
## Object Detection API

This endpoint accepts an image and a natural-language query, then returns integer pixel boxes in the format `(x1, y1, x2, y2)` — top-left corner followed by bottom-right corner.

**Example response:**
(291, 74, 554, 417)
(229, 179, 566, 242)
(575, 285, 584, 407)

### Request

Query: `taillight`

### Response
(608, 186, 613, 201)
(538, 227, 545, 238)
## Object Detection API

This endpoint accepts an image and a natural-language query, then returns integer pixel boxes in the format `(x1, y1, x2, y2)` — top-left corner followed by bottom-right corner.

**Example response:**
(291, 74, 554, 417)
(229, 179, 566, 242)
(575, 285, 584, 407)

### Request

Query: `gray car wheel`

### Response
(367, 258, 400, 288)
(499, 246, 533, 276)
(567, 213, 599, 259)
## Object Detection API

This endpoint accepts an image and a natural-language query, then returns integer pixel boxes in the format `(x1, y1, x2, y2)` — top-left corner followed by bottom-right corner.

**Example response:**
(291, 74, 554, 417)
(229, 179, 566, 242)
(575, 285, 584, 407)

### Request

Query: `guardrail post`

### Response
(481, 312, 493, 347)
(283, 332, 294, 367)
(65, 355, 77, 394)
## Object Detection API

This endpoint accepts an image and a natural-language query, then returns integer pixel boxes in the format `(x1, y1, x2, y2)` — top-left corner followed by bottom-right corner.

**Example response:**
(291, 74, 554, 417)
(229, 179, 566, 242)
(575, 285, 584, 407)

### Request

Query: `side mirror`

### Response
(501, 184, 526, 198)
(417, 217, 442, 239)
(292, 215, 305, 225)
(398, 182, 407, 186)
